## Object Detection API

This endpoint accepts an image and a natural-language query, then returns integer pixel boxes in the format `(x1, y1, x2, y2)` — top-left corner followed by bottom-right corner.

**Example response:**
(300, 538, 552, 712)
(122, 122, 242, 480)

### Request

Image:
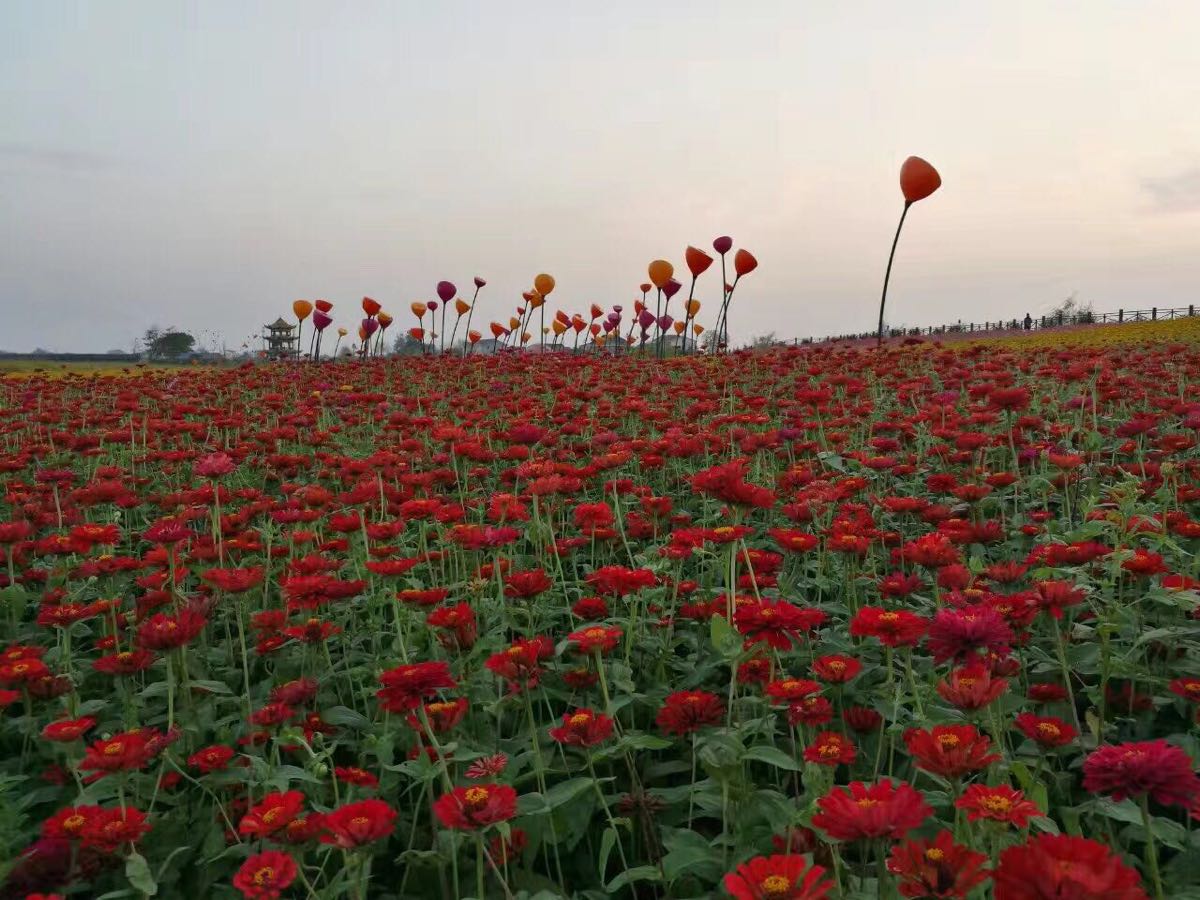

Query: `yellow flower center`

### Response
(584, 628, 605, 639)
(856, 798, 878, 808)
(760, 875, 792, 896)
(63, 814, 86, 832)
(103, 741, 124, 756)
(1036, 723, 1060, 738)
(827, 660, 845, 672)
(352, 816, 369, 828)
(937, 734, 960, 748)
(879, 612, 899, 623)
(569, 713, 592, 726)
(925, 848, 944, 861)
(980, 795, 1012, 813)
(262, 807, 282, 824)
(253, 866, 276, 886)
(464, 787, 490, 805)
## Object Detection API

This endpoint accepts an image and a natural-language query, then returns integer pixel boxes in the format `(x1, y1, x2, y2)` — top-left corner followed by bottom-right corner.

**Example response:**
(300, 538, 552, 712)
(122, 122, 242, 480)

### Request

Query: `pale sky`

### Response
(3, 1, 1199, 352)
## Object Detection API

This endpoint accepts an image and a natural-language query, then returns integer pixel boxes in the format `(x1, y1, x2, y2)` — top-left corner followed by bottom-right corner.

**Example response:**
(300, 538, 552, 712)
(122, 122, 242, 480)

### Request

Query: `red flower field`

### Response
(2, 338, 1200, 898)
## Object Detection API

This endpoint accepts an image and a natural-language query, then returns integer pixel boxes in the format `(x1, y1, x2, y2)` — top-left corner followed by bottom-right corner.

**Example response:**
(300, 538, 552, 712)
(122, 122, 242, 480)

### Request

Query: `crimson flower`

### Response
(849, 607, 928, 647)
(925, 607, 1013, 664)
(734, 599, 825, 650)
(377, 661, 457, 712)
(233, 851, 299, 900)
(994, 834, 1146, 899)
(656, 690, 725, 736)
(811, 654, 862, 683)
(903, 725, 1000, 779)
(804, 731, 856, 766)
(1083, 739, 1200, 807)
(936, 663, 1009, 711)
(722, 853, 832, 900)
(812, 780, 931, 842)
(955, 783, 1041, 827)
(585, 565, 657, 596)
(41, 717, 96, 742)
(432, 784, 518, 831)
(568, 625, 622, 655)
(888, 829, 989, 899)
(319, 799, 397, 848)
(548, 708, 615, 747)
(691, 460, 775, 508)
(239, 791, 306, 838)
(1014, 713, 1077, 748)
(80, 805, 151, 852)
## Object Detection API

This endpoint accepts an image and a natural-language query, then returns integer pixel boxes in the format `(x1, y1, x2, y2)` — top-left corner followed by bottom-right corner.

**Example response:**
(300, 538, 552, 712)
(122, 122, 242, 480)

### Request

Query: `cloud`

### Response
(1141, 166, 1200, 213)
(0, 142, 118, 173)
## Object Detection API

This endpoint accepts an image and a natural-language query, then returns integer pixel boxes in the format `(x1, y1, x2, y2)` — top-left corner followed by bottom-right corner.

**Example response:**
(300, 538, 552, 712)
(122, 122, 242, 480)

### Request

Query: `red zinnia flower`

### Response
(849, 607, 928, 647)
(136, 608, 208, 651)
(925, 607, 1013, 664)
(189, 744, 236, 774)
(319, 799, 397, 848)
(888, 829, 989, 899)
(955, 783, 1040, 827)
(92, 648, 156, 676)
(548, 708, 615, 747)
(585, 565, 657, 597)
(812, 779, 931, 842)
(80, 730, 155, 774)
(764, 678, 822, 704)
(239, 791, 306, 838)
(1014, 713, 1076, 748)
(377, 661, 457, 712)
(568, 625, 622, 655)
(994, 834, 1146, 899)
(691, 459, 775, 508)
(903, 725, 1000, 779)
(722, 853, 832, 900)
(804, 731, 856, 766)
(233, 850, 299, 900)
(734, 599, 825, 650)
(504, 568, 553, 599)
(936, 663, 1009, 711)
(811, 654, 862, 684)
(80, 805, 151, 852)
(485, 636, 554, 692)
(334, 766, 380, 789)
(432, 783, 518, 831)
(1083, 739, 1200, 807)
(465, 754, 508, 780)
(656, 690, 725, 736)
(41, 716, 96, 742)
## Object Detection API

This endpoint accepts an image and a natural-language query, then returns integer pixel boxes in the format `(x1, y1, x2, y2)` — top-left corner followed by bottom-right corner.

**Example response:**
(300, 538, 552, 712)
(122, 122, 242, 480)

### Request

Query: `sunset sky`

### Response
(3, 1, 1199, 352)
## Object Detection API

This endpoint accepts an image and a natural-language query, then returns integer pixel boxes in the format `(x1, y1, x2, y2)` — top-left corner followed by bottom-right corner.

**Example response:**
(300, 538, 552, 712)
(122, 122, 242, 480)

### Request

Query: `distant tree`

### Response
(146, 329, 196, 360)
(1047, 293, 1094, 324)
(750, 332, 777, 349)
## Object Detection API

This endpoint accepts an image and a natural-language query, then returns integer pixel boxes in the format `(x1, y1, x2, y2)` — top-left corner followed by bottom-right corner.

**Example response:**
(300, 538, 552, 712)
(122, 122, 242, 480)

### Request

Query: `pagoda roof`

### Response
(266, 318, 295, 330)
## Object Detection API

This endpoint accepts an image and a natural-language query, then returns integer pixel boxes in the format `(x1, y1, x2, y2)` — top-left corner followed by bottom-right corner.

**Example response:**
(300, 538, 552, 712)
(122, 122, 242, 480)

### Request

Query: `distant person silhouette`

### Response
(1023, 313, 1033, 331)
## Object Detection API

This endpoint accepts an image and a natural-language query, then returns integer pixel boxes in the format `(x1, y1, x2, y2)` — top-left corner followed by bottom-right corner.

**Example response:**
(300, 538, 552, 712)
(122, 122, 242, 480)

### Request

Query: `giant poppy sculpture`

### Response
(877, 156, 942, 347)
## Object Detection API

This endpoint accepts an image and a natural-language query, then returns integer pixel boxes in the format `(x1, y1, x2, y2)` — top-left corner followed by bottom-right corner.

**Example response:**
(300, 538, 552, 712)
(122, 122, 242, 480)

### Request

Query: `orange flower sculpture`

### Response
(877, 156, 942, 346)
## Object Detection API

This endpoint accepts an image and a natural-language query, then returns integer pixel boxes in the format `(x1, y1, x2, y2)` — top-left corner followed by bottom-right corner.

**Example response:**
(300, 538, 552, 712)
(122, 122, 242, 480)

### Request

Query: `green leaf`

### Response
(598, 826, 618, 882)
(125, 850, 158, 896)
(710, 614, 742, 658)
(620, 732, 673, 752)
(661, 828, 724, 884)
(743, 744, 802, 771)
(607, 865, 662, 893)
(544, 776, 598, 810)
(321, 705, 371, 729)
